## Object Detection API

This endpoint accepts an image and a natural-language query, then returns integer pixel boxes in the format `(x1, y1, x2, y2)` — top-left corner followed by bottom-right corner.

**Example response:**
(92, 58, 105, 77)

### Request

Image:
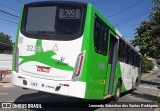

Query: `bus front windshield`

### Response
(22, 5, 85, 40)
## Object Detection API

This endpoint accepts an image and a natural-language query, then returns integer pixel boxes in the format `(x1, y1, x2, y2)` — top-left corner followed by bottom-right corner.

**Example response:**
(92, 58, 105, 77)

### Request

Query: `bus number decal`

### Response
(98, 62, 105, 70)
(26, 44, 58, 52)
(26, 45, 42, 52)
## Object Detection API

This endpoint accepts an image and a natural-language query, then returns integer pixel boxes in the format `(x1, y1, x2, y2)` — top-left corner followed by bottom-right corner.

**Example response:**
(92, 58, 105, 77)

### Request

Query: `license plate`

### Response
(29, 81, 38, 87)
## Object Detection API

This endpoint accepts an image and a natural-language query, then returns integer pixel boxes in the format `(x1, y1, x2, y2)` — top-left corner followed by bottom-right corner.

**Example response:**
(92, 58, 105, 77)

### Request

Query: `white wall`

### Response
(0, 54, 12, 70)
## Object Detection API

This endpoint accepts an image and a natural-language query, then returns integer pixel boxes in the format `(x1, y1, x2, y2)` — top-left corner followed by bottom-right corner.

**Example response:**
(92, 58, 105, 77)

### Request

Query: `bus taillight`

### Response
(72, 51, 85, 80)
(77, 55, 84, 77)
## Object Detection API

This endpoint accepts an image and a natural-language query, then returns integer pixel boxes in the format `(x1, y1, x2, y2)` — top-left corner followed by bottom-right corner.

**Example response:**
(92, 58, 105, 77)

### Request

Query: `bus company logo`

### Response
(46, 85, 55, 89)
(36, 65, 51, 73)
(60, 56, 65, 62)
(41, 83, 55, 89)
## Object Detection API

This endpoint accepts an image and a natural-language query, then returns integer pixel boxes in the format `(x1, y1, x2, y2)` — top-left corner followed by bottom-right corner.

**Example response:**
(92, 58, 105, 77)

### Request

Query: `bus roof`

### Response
(25, 1, 87, 6)
(115, 29, 141, 56)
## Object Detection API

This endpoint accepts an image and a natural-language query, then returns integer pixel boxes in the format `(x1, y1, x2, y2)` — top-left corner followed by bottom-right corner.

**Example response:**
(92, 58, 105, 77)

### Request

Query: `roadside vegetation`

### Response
(143, 58, 154, 73)
(0, 32, 13, 54)
(131, 0, 160, 72)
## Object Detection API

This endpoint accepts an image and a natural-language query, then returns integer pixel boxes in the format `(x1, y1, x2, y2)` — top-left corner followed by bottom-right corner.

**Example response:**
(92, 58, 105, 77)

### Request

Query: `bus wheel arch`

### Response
(136, 78, 139, 86)
(118, 77, 122, 87)
(113, 78, 122, 101)
(133, 78, 139, 90)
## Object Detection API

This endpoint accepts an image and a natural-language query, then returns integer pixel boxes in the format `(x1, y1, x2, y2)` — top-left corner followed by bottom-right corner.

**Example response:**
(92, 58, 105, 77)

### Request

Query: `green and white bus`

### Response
(12, 1, 143, 100)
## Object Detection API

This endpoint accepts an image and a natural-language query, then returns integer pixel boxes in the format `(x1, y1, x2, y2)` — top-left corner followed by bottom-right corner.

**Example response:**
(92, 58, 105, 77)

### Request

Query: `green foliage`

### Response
(143, 58, 154, 72)
(140, 55, 154, 72)
(131, 0, 160, 58)
(0, 32, 13, 54)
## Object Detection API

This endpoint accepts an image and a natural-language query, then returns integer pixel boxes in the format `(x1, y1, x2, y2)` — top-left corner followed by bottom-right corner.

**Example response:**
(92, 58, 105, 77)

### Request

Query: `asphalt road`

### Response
(0, 68, 160, 111)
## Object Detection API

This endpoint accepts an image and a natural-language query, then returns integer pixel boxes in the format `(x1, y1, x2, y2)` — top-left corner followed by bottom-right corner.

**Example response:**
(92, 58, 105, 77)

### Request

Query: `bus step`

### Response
(103, 94, 112, 99)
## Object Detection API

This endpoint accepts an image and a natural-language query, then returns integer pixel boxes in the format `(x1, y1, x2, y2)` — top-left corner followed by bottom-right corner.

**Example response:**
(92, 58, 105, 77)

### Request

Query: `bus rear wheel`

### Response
(113, 81, 121, 101)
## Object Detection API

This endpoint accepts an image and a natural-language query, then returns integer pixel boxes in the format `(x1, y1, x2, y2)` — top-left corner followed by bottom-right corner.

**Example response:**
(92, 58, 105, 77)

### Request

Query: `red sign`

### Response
(37, 66, 51, 73)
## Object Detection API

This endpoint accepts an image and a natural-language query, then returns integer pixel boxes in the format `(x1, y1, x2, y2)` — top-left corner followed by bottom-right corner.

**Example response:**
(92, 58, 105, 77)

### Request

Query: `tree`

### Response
(0, 32, 13, 54)
(131, 0, 160, 58)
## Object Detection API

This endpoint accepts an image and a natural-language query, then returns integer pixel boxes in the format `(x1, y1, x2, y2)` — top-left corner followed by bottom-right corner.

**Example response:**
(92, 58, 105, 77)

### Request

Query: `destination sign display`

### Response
(59, 8, 81, 19)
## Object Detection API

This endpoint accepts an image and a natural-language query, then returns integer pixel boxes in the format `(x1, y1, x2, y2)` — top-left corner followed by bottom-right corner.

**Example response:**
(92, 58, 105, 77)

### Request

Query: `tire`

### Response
(113, 81, 121, 101)
(133, 79, 139, 90)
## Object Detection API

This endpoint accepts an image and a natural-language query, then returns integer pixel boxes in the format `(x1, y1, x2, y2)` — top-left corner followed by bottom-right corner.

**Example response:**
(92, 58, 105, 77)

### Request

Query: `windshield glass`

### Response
(26, 7, 56, 34)
(22, 5, 85, 40)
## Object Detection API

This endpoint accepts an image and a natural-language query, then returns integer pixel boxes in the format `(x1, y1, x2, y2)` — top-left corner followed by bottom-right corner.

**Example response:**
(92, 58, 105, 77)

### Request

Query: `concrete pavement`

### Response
(0, 75, 13, 87)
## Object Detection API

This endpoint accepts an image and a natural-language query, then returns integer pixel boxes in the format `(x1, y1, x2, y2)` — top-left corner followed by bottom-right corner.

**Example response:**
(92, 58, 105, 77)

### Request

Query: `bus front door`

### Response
(104, 33, 118, 96)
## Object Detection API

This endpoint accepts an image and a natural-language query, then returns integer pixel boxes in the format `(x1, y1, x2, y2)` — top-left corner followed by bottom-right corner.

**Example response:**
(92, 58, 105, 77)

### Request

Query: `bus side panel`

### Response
(79, 5, 129, 99)
(12, 6, 24, 71)
(80, 4, 117, 100)
(79, 4, 98, 99)
(111, 62, 127, 96)
(79, 5, 105, 99)
(79, 4, 140, 99)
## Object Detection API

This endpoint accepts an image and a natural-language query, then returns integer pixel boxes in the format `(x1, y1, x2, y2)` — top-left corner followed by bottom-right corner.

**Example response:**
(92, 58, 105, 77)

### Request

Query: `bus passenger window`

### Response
(94, 19, 102, 53)
(101, 27, 108, 55)
(94, 16, 109, 55)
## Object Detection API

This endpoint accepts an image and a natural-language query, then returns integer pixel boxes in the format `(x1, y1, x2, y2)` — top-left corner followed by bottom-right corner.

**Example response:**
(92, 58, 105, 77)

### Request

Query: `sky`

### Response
(0, 0, 153, 42)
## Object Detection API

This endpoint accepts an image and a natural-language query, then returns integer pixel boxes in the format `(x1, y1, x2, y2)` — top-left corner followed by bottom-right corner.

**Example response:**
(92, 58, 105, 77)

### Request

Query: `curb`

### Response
(0, 76, 12, 87)
(0, 82, 13, 87)
(140, 80, 160, 86)
(141, 70, 154, 78)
